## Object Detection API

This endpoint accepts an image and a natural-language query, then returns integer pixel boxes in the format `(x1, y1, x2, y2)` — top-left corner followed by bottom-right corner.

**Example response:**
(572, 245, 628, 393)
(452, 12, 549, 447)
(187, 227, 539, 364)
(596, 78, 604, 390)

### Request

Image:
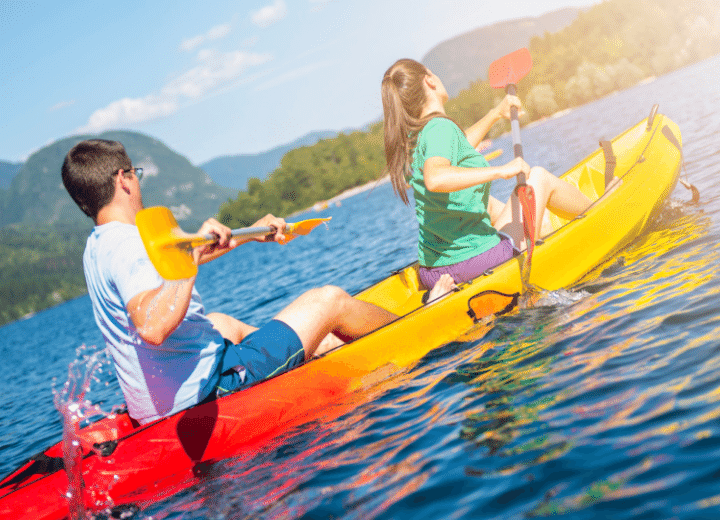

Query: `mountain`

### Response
(200, 130, 340, 190)
(421, 7, 582, 97)
(1, 131, 233, 230)
(0, 161, 22, 190)
(200, 9, 583, 191)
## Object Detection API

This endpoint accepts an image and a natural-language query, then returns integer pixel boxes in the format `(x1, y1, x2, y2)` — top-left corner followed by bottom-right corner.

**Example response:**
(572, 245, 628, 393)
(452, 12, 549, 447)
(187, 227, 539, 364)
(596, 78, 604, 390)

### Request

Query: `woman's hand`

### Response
(495, 94, 525, 121)
(499, 157, 531, 180)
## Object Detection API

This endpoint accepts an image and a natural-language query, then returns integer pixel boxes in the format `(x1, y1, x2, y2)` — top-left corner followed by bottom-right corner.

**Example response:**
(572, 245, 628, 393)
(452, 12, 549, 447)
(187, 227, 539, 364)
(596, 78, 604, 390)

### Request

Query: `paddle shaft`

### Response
(194, 224, 284, 248)
(506, 84, 525, 174)
(506, 83, 537, 269)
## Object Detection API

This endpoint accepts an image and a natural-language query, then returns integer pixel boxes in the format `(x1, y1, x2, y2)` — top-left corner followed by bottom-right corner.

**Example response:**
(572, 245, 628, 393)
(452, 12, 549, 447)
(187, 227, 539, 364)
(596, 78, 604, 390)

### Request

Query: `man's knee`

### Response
(307, 285, 350, 306)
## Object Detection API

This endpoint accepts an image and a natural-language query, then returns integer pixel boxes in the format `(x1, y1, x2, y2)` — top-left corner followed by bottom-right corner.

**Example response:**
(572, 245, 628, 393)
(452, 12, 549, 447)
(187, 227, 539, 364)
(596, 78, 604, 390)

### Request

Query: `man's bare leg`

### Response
(207, 312, 258, 344)
(273, 285, 398, 359)
(311, 273, 457, 357)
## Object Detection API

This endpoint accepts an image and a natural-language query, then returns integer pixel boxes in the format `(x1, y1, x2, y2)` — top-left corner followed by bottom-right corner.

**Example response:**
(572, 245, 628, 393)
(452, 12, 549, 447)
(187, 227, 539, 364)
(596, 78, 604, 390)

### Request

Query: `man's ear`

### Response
(117, 169, 132, 194)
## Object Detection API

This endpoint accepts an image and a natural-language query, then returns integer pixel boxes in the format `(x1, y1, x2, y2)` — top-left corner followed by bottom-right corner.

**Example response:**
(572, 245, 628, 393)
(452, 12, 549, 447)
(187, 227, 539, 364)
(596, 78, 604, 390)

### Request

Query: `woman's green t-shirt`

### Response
(410, 117, 501, 267)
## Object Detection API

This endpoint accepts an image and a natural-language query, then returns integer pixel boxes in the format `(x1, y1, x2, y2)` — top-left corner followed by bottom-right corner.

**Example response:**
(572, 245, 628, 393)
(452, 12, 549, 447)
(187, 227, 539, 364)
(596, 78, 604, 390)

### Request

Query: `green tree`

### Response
(525, 84, 558, 119)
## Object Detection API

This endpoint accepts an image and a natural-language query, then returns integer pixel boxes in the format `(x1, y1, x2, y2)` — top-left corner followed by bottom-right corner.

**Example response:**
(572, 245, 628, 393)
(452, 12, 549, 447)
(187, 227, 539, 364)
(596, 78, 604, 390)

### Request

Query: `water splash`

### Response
(534, 287, 590, 307)
(52, 345, 113, 520)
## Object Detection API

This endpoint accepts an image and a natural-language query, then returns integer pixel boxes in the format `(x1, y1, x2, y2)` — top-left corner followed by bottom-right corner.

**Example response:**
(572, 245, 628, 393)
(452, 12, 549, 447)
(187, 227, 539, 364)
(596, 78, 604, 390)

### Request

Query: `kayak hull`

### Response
(0, 112, 682, 519)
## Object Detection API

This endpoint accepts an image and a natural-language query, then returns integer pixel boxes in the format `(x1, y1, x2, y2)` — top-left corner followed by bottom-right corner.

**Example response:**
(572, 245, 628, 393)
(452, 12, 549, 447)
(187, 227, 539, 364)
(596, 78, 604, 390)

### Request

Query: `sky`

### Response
(0, 0, 599, 166)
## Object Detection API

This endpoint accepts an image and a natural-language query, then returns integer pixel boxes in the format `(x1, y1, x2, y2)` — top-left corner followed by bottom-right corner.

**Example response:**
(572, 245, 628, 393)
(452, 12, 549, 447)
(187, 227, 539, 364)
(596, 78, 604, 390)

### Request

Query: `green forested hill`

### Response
(219, 126, 386, 227)
(0, 161, 22, 190)
(0, 131, 234, 326)
(0, 225, 89, 325)
(219, 0, 720, 227)
(200, 130, 340, 190)
(421, 7, 582, 97)
(1, 131, 233, 230)
(2, 0, 719, 327)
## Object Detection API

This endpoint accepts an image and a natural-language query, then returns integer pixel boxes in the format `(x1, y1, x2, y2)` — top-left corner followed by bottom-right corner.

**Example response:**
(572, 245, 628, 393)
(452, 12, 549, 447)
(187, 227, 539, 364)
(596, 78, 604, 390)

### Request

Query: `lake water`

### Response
(2, 54, 720, 519)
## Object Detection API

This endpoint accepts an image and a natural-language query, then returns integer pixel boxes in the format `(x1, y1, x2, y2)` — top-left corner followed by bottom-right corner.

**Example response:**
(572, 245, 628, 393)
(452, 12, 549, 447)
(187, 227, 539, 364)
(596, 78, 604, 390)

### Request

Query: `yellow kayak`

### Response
(336, 107, 682, 376)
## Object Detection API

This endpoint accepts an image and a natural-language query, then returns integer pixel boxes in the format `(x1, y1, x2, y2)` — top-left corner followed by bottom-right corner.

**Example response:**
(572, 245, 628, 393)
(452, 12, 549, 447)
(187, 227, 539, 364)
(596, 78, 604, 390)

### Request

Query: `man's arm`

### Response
(194, 214, 288, 265)
(127, 278, 195, 346)
(126, 214, 288, 345)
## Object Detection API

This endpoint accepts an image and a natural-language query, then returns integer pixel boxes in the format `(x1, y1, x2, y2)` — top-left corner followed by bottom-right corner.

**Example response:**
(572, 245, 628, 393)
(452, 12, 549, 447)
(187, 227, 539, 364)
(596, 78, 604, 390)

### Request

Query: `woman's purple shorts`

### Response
(418, 235, 516, 289)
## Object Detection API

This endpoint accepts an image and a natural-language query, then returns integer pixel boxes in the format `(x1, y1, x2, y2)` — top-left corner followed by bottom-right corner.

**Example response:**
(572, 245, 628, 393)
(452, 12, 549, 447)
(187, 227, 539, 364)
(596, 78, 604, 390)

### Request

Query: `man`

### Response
(62, 139, 398, 425)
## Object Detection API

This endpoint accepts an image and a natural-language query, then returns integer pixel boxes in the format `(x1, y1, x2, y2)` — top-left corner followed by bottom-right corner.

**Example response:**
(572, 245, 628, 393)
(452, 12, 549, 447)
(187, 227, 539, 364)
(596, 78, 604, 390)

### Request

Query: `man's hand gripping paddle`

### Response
(489, 48, 537, 279)
(136, 206, 331, 280)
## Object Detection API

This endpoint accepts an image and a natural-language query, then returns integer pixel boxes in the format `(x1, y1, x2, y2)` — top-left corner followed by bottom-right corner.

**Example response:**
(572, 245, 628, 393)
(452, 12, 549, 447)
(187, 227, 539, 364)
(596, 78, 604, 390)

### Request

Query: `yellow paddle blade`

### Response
(278, 217, 332, 245)
(136, 206, 199, 280)
(484, 149, 503, 161)
(136, 207, 333, 279)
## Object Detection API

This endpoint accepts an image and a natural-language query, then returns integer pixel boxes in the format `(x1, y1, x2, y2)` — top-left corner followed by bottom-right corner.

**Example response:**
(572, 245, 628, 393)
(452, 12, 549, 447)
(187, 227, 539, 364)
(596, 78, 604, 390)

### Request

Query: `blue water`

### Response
(2, 54, 720, 519)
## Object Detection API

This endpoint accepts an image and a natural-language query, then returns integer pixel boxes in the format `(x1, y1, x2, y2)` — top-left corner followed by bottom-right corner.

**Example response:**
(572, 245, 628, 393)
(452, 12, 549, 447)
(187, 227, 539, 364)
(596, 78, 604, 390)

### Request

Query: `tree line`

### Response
(219, 0, 720, 226)
(2, 0, 718, 326)
(0, 225, 89, 326)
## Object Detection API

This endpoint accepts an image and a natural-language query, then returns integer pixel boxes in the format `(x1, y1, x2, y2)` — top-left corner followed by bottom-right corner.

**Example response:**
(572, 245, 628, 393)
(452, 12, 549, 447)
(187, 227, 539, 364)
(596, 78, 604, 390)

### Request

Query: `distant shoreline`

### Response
(291, 175, 391, 217)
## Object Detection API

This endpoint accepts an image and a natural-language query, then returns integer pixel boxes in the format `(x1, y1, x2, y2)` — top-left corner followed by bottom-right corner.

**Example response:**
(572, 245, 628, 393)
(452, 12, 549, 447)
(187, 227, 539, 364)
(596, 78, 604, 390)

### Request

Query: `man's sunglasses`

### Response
(118, 167, 144, 181)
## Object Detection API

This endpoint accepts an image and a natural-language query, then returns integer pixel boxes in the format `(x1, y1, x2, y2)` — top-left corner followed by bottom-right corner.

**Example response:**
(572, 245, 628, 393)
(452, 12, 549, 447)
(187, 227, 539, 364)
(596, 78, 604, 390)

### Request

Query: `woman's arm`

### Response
(423, 156, 530, 193)
(464, 107, 503, 148)
(487, 195, 505, 226)
(464, 95, 524, 148)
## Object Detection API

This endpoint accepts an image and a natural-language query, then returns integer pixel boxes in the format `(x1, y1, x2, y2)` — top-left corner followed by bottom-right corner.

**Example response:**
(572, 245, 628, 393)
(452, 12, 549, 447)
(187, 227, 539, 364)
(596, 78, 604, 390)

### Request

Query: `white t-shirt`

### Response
(83, 221, 225, 424)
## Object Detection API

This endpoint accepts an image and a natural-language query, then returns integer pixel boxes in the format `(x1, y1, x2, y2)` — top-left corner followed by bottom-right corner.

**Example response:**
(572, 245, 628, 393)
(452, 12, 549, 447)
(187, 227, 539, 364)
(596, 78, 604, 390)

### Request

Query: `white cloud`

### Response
(77, 96, 178, 133)
(180, 23, 232, 52)
(77, 49, 273, 134)
(251, 0, 287, 28)
(180, 35, 204, 52)
(163, 49, 272, 99)
(309, 0, 334, 12)
(255, 60, 333, 91)
(207, 24, 231, 40)
(49, 100, 75, 112)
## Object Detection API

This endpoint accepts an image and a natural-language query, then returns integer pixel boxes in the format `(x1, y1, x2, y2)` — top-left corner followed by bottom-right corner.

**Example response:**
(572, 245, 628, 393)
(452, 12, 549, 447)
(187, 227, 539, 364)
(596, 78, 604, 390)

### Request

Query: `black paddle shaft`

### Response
(505, 84, 526, 185)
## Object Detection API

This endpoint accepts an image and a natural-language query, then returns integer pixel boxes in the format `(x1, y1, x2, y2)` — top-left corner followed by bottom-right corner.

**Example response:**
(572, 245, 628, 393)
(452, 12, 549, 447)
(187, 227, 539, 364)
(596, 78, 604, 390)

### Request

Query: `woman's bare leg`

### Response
(494, 167, 591, 249)
(426, 273, 456, 303)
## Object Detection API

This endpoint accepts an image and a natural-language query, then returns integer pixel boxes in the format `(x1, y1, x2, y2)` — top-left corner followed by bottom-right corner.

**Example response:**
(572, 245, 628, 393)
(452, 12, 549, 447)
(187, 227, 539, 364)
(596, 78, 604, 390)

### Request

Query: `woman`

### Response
(381, 58, 591, 289)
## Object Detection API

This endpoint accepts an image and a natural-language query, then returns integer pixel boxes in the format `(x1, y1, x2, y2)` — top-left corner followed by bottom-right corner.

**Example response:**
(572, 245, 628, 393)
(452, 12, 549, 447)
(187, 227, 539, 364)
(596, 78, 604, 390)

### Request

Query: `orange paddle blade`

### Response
(489, 48, 533, 89)
(279, 217, 332, 245)
(517, 184, 537, 270)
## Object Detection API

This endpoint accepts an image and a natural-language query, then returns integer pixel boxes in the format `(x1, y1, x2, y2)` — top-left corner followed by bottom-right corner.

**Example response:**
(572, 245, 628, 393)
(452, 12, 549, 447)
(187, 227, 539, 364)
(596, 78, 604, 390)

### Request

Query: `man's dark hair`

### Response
(61, 139, 132, 220)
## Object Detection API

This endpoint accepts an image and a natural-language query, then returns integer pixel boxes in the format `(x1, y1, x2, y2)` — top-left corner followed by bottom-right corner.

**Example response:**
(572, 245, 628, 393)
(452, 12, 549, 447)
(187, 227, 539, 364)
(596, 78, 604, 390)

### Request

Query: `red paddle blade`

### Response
(517, 184, 537, 266)
(489, 48, 533, 89)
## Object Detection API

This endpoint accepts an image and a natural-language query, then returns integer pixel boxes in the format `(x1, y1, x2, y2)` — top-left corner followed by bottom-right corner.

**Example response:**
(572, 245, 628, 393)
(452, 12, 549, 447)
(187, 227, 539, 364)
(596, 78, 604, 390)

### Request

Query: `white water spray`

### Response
(52, 345, 113, 519)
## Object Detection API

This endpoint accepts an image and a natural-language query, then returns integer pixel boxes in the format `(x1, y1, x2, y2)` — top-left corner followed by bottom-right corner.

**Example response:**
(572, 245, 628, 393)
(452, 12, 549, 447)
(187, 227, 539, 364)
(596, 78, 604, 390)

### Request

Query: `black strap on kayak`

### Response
(0, 453, 64, 490)
(467, 290, 519, 322)
(661, 125, 700, 203)
(599, 140, 616, 193)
